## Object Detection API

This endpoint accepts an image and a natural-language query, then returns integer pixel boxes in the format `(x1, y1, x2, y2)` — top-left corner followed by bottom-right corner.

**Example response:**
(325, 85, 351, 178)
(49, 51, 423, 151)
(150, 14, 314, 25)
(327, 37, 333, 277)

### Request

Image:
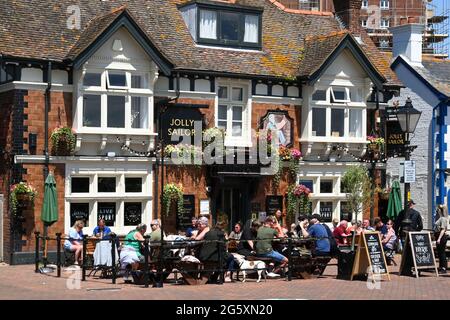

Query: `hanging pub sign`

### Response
(266, 195, 283, 217)
(160, 105, 204, 145)
(124, 202, 142, 226)
(177, 195, 195, 231)
(400, 231, 438, 278)
(259, 110, 294, 148)
(319, 202, 333, 223)
(70, 203, 89, 227)
(386, 120, 406, 157)
(97, 203, 116, 227)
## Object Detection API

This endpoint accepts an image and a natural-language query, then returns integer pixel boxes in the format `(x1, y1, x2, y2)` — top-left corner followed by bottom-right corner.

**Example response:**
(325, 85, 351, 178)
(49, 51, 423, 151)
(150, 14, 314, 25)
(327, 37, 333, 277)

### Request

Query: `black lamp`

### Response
(396, 97, 422, 134)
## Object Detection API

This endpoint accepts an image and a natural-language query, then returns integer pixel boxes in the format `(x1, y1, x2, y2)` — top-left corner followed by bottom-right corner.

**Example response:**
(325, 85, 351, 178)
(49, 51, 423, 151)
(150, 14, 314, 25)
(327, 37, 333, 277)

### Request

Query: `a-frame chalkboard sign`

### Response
(399, 231, 438, 278)
(351, 232, 390, 281)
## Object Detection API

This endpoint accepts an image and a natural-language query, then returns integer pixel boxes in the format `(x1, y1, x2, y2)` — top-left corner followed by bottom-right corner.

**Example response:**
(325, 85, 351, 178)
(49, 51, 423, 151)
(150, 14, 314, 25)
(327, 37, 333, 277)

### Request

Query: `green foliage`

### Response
(162, 184, 184, 217)
(51, 127, 76, 155)
(341, 165, 373, 221)
(286, 184, 311, 220)
(9, 182, 36, 216)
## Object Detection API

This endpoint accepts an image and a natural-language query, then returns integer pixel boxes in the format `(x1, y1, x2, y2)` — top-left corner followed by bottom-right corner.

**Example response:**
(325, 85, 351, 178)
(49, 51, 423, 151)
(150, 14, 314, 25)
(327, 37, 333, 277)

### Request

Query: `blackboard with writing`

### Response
(400, 232, 438, 277)
(70, 203, 89, 227)
(266, 196, 283, 216)
(364, 233, 387, 274)
(410, 233, 434, 267)
(97, 203, 116, 227)
(177, 195, 195, 231)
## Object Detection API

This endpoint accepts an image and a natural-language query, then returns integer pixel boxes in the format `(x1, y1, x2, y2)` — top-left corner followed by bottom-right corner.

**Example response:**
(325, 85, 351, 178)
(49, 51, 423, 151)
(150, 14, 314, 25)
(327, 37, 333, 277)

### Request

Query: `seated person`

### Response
(299, 214, 330, 256)
(256, 216, 288, 276)
(363, 219, 375, 232)
(191, 217, 210, 240)
(333, 220, 351, 246)
(229, 222, 243, 241)
(120, 224, 147, 282)
(92, 219, 112, 238)
(150, 219, 165, 242)
(237, 220, 261, 257)
(185, 217, 198, 238)
(198, 220, 236, 283)
(374, 217, 388, 236)
(64, 220, 85, 265)
(288, 223, 299, 239)
(273, 210, 287, 237)
(347, 220, 363, 235)
(382, 220, 397, 252)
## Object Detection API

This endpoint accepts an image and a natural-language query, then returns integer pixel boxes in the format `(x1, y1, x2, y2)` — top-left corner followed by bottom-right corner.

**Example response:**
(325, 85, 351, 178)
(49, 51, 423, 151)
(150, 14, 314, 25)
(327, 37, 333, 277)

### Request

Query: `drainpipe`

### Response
(44, 61, 52, 178)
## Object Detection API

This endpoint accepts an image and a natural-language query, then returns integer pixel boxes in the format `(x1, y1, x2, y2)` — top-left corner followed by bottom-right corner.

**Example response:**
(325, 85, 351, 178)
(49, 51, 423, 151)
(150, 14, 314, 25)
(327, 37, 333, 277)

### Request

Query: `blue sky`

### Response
(431, 0, 449, 57)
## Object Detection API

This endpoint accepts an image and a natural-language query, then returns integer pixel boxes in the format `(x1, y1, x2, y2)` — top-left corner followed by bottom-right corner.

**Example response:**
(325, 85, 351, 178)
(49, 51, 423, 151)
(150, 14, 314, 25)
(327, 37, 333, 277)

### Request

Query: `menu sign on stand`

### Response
(400, 231, 438, 278)
(351, 232, 390, 281)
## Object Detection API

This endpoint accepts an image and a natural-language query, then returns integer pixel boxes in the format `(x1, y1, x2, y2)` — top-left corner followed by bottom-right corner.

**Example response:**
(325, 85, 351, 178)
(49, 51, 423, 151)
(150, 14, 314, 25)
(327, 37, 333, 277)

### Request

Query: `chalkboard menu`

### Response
(400, 232, 438, 277)
(97, 203, 116, 227)
(70, 203, 89, 227)
(320, 202, 333, 222)
(364, 233, 387, 274)
(177, 195, 195, 231)
(266, 196, 283, 216)
(124, 202, 142, 226)
(410, 233, 433, 267)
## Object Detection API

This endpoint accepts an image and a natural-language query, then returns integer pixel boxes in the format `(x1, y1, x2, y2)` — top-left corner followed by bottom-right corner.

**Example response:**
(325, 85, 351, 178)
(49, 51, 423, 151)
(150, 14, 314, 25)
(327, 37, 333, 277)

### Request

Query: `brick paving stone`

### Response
(1, 256, 450, 300)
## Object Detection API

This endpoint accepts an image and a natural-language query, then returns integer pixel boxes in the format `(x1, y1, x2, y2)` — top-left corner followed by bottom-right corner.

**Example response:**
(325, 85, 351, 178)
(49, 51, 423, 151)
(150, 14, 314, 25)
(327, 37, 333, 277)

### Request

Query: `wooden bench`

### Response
(289, 255, 331, 279)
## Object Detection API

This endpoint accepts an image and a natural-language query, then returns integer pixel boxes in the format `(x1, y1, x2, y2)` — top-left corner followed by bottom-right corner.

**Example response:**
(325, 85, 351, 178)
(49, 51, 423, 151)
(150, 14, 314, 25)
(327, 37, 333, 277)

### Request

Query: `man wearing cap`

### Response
(299, 214, 330, 256)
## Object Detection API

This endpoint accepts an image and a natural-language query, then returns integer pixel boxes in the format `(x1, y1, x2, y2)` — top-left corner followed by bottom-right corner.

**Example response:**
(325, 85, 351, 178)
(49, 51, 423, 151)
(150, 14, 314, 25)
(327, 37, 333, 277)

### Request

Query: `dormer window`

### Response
(330, 87, 350, 104)
(181, 2, 262, 49)
(106, 71, 128, 89)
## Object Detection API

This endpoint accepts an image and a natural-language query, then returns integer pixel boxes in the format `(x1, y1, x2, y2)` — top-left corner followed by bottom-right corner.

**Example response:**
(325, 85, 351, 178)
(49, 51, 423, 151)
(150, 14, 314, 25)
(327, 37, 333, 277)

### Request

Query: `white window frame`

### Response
(361, 19, 368, 28)
(361, 0, 369, 9)
(380, 0, 389, 9)
(215, 81, 251, 147)
(380, 18, 390, 29)
(65, 167, 152, 235)
(78, 69, 153, 134)
(308, 85, 367, 142)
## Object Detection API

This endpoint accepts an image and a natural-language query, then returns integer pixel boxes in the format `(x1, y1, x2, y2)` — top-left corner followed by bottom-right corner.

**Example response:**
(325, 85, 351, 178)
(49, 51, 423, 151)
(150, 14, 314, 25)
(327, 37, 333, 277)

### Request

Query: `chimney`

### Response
(333, 0, 362, 33)
(390, 23, 424, 66)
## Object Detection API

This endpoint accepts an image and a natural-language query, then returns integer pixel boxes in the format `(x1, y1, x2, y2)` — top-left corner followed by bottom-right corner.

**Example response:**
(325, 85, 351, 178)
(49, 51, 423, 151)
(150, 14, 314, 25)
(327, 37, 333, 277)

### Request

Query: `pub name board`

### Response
(160, 106, 204, 145)
(386, 121, 406, 157)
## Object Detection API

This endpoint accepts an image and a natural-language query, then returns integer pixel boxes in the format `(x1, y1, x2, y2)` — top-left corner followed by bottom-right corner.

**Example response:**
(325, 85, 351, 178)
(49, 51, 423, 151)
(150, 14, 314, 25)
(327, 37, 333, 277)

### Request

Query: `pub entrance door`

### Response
(213, 179, 252, 233)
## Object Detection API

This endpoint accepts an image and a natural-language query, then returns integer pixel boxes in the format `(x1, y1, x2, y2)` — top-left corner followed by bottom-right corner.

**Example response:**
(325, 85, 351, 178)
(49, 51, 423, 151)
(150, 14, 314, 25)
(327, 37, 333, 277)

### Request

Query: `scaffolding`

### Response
(426, 0, 449, 59)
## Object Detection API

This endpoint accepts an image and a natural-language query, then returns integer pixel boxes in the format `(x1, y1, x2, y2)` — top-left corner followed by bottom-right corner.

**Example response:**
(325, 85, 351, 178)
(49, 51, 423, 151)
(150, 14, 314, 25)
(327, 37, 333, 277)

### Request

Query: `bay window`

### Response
(79, 69, 151, 131)
(309, 86, 366, 140)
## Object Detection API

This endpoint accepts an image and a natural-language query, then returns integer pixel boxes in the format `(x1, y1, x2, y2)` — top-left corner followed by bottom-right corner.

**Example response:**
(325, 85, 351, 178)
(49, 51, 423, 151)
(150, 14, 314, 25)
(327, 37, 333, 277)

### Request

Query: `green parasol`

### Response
(41, 173, 58, 225)
(41, 173, 58, 268)
(386, 180, 402, 219)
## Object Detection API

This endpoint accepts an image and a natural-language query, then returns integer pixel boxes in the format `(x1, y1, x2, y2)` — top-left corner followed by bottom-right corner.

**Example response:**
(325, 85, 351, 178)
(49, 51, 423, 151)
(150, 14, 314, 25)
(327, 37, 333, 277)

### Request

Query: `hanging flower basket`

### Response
(10, 182, 37, 216)
(367, 136, 385, 152)
(51, 126, 76, 156)
(286, 184, 311, 219)
(162, 184, 184, 217)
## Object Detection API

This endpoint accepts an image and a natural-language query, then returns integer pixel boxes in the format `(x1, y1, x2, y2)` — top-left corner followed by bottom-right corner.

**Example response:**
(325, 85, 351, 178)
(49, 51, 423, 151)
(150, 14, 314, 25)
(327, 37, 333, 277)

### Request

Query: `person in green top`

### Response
(120, 224, 147, 282)
(256, 216, 288, 276)
(150, 219, 165, 242)
(124, 223, 147, 260)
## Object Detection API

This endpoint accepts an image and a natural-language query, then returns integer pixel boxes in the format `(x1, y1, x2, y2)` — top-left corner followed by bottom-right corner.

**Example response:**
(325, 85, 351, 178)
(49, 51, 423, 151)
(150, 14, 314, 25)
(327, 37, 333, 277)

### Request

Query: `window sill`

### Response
(76, 129, 157, 136)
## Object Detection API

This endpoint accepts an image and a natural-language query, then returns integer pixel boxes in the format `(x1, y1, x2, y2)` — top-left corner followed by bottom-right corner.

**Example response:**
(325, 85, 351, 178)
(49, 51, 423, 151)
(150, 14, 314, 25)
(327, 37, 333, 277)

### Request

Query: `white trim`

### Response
(154, 90, 216, 99)
(251, 95, 302, 105)
(0, 81, 74, 93)
(196, 44, 263, 53)
(15, 155, 156, 164)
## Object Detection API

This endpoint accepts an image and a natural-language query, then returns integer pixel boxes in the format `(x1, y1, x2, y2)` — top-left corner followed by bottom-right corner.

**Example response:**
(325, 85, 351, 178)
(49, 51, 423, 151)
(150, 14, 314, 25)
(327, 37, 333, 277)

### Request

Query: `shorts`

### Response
(257, 250, 286, 263)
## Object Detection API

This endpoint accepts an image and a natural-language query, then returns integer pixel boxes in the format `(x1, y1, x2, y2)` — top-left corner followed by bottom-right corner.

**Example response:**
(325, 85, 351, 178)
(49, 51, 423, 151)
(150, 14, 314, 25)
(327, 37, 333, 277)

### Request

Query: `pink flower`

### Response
(290, 148, 302, 160)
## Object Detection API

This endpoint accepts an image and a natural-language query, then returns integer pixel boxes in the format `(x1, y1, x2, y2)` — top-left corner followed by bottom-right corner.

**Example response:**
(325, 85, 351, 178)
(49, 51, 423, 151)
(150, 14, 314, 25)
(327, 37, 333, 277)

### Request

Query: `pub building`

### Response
(0, 0, 402, 264)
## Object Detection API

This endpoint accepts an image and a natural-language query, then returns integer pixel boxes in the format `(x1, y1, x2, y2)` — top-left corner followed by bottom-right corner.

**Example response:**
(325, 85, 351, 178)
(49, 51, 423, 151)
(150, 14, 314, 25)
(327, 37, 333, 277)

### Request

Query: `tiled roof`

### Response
(421, 58, 450, 97)
(0, 0, 400, 87)
(298, 31, 348, 78)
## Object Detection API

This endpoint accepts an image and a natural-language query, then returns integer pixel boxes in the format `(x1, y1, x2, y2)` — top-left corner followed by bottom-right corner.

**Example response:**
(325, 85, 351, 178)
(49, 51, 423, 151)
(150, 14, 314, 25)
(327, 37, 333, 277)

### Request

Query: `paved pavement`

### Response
(0, 256, 449, 300)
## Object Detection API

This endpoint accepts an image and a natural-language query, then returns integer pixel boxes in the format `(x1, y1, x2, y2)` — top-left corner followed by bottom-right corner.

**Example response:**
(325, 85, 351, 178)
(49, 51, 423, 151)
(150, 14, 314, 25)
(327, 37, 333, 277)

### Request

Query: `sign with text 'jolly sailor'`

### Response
(160, 106, 204, 145)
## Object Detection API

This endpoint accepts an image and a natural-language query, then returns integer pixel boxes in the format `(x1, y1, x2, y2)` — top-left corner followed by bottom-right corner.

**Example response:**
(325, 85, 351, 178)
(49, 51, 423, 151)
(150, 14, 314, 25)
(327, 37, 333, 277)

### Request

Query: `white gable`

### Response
(320, 49, 369, 87)
(85, 27, 155, 72)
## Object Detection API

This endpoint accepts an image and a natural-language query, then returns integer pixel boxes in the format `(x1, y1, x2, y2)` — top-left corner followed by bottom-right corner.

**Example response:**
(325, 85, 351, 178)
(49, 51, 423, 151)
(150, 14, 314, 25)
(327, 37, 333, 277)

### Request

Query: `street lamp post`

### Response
(395, 97, 421, 230)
